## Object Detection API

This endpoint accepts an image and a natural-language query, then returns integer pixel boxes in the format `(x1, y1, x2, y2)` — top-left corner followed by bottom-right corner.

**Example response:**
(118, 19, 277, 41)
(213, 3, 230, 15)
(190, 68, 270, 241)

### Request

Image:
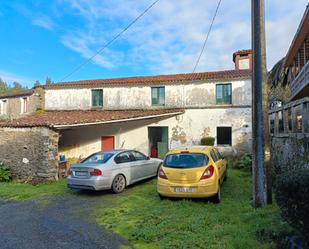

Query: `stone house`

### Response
(0, 88, 44, 119)
(269, 4, 309, 171)
(0, 50, 253, 181)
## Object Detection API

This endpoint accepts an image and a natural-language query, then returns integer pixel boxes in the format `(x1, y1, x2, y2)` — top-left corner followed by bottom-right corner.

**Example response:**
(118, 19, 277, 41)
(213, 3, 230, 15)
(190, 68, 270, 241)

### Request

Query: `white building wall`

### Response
(45, 79, 251, 110)
(59, 108, 251, 159)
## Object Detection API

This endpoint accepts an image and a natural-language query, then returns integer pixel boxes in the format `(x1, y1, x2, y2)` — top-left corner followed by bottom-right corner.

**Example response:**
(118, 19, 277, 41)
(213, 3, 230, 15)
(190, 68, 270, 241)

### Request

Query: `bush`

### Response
(238, 153, 252, 171)
(275, 167, 309, 245)
(0, 162, 12, 182)
(201, 137, 215, 146)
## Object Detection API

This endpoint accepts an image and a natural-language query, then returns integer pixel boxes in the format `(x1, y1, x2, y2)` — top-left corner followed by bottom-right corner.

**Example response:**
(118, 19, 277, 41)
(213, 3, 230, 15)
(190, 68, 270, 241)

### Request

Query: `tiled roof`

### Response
(45, 69, 251, 89)
(0, 109, 184, 128)
(233, 49, 252, 62)
(0, 89, 34, 98)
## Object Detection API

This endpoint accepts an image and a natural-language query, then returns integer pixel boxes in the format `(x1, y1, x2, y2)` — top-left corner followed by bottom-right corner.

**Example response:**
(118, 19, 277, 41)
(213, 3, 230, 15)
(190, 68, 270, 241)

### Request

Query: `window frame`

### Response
(20, 97, 28, 114)
(216, 83, 232, 105)
(91, 89, 103, 108)
(151, 86, 165, 106)
(0, 99, 8, 115)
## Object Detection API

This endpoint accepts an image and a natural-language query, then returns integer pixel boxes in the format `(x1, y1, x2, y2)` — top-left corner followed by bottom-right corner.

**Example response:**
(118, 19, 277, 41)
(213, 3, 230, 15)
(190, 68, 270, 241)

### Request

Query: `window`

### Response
(82, 152, 114, 164)
(91, 89, 103, 107)
(0, 100, 7, 115)
(131, 151, 148, 161)
(210, 150, 219, 162)
(163, 153, 208, 168)
(21, 97, 28, 114)
(114, 152, 133, 164)
(217, 127, 232, 146)
(216, 84, 232, 104)
(151, 87, 165, 106)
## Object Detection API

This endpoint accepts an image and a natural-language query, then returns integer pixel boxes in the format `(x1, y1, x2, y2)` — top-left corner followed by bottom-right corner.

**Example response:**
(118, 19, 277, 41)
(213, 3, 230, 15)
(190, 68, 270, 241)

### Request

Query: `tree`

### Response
(34, 80, 41, 87)
(45, 77, 53, 85)
(12, 81, 24, 90)
(0, 78, 9, 94)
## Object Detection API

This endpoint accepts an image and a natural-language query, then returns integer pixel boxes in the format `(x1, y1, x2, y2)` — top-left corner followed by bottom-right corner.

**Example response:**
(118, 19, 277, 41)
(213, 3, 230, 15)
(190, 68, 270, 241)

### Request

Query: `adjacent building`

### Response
(0, 50, 253, 181)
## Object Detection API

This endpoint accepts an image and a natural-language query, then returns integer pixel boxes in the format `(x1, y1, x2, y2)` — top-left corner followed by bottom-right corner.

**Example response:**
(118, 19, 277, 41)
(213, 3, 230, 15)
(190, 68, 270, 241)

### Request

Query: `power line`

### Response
(60, 0, 160, 82)
(192, 0, 222, 73)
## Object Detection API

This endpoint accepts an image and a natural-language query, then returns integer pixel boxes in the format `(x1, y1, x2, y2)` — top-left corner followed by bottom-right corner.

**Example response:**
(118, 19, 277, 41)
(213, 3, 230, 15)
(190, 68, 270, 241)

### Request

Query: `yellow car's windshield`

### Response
(163, 153, 208, 168)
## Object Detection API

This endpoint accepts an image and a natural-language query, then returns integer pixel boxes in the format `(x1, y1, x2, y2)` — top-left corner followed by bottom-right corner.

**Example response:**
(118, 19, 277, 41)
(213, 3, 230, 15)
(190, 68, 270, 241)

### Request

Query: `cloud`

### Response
(32, 15, 56, 31)
(0, 70, 33, 86)
(47, 0, 309, 75)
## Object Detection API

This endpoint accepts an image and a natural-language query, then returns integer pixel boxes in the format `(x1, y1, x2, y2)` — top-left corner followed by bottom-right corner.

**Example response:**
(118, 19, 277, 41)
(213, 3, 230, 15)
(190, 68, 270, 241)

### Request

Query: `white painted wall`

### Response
(59, 107, 252, 159)
(45, 79, 251, 110)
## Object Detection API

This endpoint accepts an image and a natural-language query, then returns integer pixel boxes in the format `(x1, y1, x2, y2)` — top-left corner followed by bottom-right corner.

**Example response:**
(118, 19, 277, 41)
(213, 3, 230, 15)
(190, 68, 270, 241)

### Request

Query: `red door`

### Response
(101, 136, 115, 151)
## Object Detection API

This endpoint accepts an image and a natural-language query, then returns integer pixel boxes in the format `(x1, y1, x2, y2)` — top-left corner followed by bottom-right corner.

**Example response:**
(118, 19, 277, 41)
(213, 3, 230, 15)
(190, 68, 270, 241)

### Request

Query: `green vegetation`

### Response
(201, 137, 215, 146)
(0, 180, 67, 200)
(94, 169, 291, 249)
(0, 162, 12, 182)
(275, 166, 309, 246)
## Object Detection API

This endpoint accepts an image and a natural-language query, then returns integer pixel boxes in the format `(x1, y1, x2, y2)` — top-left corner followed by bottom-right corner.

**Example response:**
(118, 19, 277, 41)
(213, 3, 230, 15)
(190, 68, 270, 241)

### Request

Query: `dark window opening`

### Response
(217, 127, 232, 146)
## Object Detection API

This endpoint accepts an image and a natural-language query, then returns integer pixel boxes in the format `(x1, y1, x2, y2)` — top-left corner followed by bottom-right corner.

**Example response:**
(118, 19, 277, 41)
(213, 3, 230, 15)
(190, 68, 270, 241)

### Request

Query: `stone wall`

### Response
(0, 127, 59, 182)
(271, 134, 309, 174)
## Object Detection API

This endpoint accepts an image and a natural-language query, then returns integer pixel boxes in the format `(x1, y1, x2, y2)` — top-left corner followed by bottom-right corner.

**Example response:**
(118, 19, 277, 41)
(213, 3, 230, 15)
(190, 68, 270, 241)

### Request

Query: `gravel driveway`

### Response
(0, 194, 131, 249)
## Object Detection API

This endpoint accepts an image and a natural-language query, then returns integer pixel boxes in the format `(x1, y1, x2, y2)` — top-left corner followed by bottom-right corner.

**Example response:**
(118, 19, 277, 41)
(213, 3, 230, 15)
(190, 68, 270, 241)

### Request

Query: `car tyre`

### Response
(224, 169, 228, 182)
(212, 184, 221, 204)
(112, 174, 126, 194)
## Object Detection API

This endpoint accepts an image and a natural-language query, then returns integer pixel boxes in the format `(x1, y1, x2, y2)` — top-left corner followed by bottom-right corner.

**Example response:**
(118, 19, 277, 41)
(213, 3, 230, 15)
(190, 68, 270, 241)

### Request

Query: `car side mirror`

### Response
(146, 156, 150, 160)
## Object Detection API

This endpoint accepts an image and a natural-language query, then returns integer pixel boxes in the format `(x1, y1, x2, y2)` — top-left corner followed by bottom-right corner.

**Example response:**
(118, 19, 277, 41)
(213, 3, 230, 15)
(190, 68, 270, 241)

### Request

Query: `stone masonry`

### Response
(0, 127, 59, 182)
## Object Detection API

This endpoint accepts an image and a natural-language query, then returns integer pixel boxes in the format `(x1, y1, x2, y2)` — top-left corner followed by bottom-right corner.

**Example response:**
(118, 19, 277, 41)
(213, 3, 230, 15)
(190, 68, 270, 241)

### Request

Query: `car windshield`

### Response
(82, 152, 114, 164)
(163, 153, 208, 168)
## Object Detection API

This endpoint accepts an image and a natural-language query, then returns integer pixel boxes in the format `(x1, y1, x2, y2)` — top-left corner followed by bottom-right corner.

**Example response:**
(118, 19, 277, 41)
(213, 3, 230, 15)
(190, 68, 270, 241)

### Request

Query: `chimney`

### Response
(233, 49, 252, 70)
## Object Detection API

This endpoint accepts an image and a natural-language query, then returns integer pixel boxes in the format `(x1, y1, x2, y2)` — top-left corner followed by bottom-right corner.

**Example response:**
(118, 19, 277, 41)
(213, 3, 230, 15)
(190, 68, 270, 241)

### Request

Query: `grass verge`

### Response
(94, 169, 292, 249)
(0, 180, 67, 200)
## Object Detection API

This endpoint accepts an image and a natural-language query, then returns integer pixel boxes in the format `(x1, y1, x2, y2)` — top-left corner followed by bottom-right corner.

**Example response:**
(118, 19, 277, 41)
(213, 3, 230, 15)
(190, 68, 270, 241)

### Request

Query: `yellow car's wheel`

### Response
(212, 184, 221, 204)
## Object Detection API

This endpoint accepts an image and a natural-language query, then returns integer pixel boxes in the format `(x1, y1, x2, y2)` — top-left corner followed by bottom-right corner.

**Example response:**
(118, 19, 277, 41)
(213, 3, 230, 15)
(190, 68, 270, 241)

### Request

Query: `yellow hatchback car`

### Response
(157, 147, 227, 203)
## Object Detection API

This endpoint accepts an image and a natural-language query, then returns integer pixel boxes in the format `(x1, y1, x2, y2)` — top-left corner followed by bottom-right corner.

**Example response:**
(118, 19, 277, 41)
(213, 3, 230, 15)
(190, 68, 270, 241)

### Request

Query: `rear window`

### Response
(163, 153, 208, 168)
(82, 152, 114, 164)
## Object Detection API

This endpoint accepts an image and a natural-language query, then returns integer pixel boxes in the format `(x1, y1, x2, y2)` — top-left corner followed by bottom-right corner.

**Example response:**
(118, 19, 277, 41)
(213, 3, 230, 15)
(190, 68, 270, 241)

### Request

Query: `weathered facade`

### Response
(0, 50, 253, 181)
(0, 88, 44, 119)
(0, 127, 59, 181)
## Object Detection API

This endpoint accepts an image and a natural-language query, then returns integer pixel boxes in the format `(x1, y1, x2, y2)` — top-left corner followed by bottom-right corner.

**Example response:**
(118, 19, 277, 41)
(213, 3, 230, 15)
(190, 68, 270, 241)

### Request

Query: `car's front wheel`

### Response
(112, 174, 126, 193)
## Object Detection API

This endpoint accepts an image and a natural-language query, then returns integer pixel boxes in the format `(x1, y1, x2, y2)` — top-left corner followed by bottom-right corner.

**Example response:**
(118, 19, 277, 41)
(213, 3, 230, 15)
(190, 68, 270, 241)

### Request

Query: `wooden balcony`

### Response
(291, 61, 309, 100)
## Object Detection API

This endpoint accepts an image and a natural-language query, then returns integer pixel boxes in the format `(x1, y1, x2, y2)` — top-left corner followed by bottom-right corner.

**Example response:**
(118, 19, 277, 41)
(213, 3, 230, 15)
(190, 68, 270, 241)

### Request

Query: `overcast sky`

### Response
(0, 0, 307, 87)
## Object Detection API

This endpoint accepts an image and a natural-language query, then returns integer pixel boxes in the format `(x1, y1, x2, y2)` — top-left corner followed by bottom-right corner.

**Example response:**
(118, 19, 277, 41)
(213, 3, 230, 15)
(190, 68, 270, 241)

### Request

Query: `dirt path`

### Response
(0, 195, 131, 249)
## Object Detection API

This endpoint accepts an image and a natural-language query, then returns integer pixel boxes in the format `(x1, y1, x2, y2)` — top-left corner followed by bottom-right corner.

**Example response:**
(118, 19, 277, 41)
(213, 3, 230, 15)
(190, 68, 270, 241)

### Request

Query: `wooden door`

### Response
(101, 136, 115, 151)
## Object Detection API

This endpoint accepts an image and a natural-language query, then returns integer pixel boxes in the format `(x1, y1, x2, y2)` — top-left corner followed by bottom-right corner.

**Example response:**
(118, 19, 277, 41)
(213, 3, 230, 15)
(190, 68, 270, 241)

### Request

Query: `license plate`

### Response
(75, 171, 88, 176)
(174, 187, 195, 193)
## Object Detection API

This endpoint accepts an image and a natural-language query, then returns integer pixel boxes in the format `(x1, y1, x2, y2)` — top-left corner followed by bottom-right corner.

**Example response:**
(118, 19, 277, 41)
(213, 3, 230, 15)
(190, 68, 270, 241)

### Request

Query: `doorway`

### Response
(148, 127, 168, 159)
(101, 136, 115, 151)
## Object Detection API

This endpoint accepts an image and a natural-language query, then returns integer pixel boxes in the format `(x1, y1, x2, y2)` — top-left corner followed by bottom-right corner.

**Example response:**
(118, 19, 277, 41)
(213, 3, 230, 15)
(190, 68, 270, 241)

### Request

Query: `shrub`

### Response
(201, 137, 215, 146)
(275, 166, 309, 245)
(238, 153, 252, 171)
(0, 162, 12, 182)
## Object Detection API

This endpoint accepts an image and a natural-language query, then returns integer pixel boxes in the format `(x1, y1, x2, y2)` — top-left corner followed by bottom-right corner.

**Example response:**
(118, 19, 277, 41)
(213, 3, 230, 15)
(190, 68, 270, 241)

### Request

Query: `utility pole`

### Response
(251, 0, 268, 207)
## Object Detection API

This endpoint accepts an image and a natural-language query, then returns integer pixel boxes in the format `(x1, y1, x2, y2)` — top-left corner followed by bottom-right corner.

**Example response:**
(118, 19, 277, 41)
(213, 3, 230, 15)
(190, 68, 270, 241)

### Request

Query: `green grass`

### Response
(93, 169, 291, 249)
(0, 180, 67, 200)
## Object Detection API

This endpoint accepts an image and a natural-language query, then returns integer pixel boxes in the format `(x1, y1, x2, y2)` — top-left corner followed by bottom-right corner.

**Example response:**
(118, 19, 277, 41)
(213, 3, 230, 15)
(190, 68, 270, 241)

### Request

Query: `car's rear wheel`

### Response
(212, 184, 221, 204)
(112, 174, 126, 193)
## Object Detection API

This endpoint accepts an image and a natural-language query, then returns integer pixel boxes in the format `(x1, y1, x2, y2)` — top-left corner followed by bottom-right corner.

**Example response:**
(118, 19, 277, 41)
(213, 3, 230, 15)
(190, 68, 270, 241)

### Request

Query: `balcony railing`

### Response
(291, 61, 309, 99)
(269, 97, 309, 137)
